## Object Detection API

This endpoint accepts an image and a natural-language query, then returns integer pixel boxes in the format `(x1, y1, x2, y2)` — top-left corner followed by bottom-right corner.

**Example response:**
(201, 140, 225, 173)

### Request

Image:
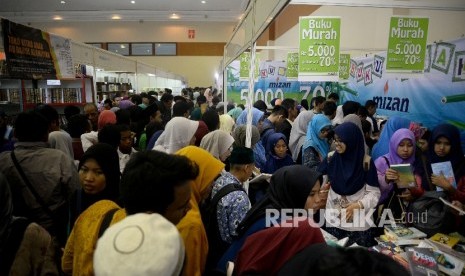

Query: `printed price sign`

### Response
(298, 16, 340, 81)
(387, 17, 429, 73)
(286, 52, 299, 79)
(339, 54, 350, 79)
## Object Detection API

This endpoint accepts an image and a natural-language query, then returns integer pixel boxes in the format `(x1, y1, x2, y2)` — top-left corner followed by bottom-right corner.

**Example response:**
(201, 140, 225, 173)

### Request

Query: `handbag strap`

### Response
(10, 150, 55, 219)
(420, 153, 434, 191)
(98, 208, 119, 238)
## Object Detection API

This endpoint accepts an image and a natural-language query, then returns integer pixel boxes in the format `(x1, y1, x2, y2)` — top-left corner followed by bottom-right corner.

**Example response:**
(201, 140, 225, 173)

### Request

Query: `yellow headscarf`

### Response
(175, 146, 224, 276)
(176, 146, 224, 206)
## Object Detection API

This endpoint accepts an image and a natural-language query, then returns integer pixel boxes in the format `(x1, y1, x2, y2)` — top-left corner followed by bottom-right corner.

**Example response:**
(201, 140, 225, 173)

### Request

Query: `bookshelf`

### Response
(0, 77, 95, 112)
(96, 81, 132, 102)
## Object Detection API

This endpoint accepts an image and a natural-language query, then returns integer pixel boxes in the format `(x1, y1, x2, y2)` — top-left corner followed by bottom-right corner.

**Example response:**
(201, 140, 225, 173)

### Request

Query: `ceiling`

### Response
(0, 0, 252, 23)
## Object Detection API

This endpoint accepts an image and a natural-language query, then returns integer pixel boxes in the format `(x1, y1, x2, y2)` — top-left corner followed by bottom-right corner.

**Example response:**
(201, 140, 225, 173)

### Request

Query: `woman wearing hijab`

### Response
(289, 110, 314, 163)
(233, 217, 325, 275)
(375, 129, 425, 206)
(227, 106, 243, 122)
(175, 146, 225, 276)
(318, 122, 380, 247)
(200, 130, 235, 162)
(70, 143, 121, 226)
(204, 88, 213, 107)
(0, 173, 58, 275)
(235, 107, 264, 127)
(218, 165, 328, 273)
(153, 117, 199, 153)
(235, 108, 267, 171)
(428, 124, 465, 203)
(263, 133, 294, 174)
(371, 116, 411, 160)
(302, 114, 332, 171)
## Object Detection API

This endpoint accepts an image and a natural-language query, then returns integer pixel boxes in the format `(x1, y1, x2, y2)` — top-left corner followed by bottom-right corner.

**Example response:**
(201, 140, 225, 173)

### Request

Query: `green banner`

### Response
(339, 53, 350, 79)
(239, 52, 260, 80)
(239, 52, 250, 79)
(298, 16, 340, 81)
(286, 52, 299, 79)
(387, 17, 429, 73)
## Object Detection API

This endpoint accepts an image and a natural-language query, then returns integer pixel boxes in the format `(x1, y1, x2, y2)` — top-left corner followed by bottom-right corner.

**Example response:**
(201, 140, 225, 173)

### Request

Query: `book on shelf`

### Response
(405, 247, 439, 276)
(429, 233, 460, 249)
(439, 197, 465, 216)
(384, 224, 427, 240)
(390, 163, 417, 189)
(431, 161, 457, 191)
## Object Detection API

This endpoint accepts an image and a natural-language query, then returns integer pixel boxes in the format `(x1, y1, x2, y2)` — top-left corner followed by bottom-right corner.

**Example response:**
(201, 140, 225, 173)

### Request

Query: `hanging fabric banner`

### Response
(343, 37, 465, 148)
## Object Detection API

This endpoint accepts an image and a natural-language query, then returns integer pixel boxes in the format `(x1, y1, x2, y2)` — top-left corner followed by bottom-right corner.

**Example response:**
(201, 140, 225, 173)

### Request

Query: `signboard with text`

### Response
(387, 17, 429, 73)
(339, 53, 350, 79)
(298, 16, 340, 81)
(286, 52, 299, 79)
(1, 18, 74, 79)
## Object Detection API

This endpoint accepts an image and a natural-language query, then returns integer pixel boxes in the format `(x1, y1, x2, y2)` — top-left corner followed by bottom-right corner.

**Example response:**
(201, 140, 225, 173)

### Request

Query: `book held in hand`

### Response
(431, 161, 456, 191)
(390, 163, 417, 189)
(439, 197, 465, 216)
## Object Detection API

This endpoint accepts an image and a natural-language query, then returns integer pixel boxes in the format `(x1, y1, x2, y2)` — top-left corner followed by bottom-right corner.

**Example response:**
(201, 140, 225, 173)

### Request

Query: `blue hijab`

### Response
(371, 116, 411, 160)
(319, 122, 379, 195)
(263, 133, 294, 174)
(302, 114, 331, 157)
(236, 107, 264, 126)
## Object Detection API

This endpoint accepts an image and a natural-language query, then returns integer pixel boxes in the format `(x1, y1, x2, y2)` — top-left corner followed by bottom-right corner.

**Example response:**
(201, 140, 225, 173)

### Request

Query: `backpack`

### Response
(200, 184, 244, 275)
(407, 191, 453, 237)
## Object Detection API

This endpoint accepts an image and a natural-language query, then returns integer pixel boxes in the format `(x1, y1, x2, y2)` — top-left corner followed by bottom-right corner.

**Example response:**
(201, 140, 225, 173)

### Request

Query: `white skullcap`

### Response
(94, 213, 185, 276)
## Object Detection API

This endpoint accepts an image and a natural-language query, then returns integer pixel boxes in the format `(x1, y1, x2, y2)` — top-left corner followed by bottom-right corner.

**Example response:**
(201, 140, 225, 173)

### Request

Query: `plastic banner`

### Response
(298, 16, 340, 81)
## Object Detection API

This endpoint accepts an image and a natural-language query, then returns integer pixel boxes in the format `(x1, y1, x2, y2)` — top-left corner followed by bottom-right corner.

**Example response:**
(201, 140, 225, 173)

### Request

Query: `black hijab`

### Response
(237, 165, 322, 234)
(319, 122, 379, 195)
(74, 143, 121, 218)
(428, 123, 465, 179)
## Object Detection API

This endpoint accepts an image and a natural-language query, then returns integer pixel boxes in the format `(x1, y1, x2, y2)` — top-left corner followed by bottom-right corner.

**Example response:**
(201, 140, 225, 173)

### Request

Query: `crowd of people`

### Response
(0, 87, 464, 275)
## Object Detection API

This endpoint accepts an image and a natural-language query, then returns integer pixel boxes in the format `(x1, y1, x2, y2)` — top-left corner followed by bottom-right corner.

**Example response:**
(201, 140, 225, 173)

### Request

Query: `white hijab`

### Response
(289, 110, 315, 162)
(153, 117, 199, 154)
(199, 130, 235, 159)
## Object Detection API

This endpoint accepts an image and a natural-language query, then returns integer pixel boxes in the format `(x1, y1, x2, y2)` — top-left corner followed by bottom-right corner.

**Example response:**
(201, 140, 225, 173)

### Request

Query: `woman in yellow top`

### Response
(62, 150, 198, 275)
(176, 146, 225, 276)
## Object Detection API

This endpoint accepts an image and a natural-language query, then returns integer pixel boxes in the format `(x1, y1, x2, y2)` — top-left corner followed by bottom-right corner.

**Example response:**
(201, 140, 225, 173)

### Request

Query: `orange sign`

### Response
(188, 29, 195, 39)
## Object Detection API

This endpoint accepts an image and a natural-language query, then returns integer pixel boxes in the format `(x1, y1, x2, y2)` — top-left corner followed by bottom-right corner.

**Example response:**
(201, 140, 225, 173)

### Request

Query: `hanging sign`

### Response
(386, 17, 429, 73)
(188, 29, 195, 39)
(1, 18, 74, 79)
(286, 52, 299, 79)
(339, 53, 350, 79)
(298, 16, 340, 81)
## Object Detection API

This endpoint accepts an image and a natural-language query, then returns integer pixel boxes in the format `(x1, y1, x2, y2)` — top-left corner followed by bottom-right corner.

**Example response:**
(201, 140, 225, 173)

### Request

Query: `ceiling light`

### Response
(131, 0, 135, 3)
(60, 0, 66, 4)
(120, 45, 126, 49)
(112, 15, 121, 20)
(53, 16, 63, 20)
(201, 1, 206, 3)
(170, 13, 180, 19)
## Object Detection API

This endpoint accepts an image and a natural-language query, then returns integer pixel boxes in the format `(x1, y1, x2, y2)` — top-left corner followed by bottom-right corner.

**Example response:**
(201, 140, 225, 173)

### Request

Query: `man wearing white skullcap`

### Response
(94, 213, 185, 276)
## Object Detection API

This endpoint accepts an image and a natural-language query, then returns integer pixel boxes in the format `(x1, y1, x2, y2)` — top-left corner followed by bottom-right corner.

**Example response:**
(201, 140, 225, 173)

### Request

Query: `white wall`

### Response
(274, 6, 465, 60)
(31, 21, 235, 87)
